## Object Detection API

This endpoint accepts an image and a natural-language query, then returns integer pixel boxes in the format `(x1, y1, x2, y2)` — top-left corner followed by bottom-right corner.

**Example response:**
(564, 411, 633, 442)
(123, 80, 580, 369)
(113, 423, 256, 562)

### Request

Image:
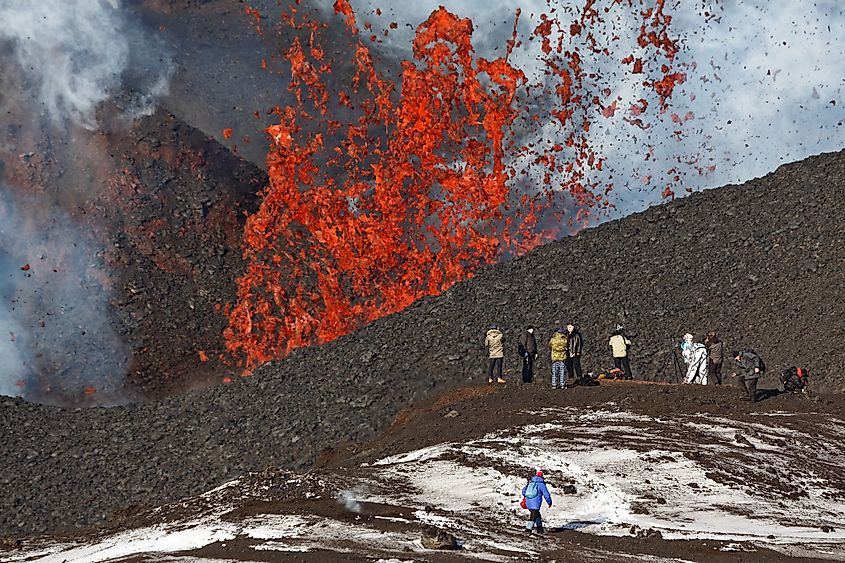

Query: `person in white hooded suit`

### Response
(681, 333, 708, 385)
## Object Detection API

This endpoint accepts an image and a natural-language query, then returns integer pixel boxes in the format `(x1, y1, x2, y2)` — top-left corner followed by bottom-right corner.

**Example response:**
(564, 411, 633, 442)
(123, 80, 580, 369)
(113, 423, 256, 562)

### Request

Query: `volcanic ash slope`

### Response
(0, 150, 843, 538)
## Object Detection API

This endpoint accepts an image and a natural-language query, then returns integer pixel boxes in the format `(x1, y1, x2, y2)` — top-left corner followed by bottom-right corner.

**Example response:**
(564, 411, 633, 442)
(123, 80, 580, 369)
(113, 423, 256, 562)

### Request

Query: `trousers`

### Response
(551, 361, 568, 387)
(526, 509, 544, 533)
(521, 354, 534, 383)
(488, 357, 503, 379)
(614, 356, 632, 379)
(565, 356, 583, 381)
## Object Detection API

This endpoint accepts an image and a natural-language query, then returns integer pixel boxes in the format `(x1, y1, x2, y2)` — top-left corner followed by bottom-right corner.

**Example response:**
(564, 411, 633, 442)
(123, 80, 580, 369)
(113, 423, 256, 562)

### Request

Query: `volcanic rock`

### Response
(421, 525, 459, 550)
(1, 150, 845, 536)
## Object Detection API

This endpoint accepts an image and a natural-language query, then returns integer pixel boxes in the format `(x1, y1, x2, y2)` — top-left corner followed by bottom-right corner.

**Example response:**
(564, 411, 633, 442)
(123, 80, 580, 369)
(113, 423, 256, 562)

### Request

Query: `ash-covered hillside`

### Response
(1, 149, 843, 537)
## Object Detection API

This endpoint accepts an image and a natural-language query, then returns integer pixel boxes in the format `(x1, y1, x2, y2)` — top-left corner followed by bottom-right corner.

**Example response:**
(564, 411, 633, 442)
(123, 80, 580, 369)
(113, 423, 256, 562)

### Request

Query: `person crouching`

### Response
(522, 470, 553, 534)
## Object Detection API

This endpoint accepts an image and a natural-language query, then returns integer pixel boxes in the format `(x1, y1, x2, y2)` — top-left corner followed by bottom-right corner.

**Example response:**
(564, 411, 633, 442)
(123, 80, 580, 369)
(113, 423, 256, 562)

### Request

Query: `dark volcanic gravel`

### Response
(1, 150, 844, 536)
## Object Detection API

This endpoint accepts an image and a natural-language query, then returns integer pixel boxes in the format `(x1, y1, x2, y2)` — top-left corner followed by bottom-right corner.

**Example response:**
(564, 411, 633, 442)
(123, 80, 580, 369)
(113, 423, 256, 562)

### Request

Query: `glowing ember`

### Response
(225, 1, 689, 370)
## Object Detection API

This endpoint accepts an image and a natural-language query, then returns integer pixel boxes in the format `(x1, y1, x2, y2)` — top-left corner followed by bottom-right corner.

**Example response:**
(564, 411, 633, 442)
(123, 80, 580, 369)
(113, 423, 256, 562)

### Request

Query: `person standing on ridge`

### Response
(518, 326, 538, 383)
(609, 325, 633, 380)
(565, 323, 584, 385)
(521, 470, 553, 534)
(731, 349, 765, 402)
(549, 328, 569, 389)
(704, 331, 724, 385)
(484, 324, 506, 385)
(681, 333, 708, 385)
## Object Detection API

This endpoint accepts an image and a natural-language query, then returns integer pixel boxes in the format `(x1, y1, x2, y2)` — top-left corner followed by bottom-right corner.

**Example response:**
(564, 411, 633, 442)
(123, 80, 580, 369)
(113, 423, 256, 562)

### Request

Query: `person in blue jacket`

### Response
(521, 470, 553, 534)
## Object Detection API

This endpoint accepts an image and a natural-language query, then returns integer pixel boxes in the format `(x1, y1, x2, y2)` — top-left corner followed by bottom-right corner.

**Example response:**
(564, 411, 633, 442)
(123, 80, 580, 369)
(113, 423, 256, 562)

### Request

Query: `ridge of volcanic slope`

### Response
(1, 149, 844, 537)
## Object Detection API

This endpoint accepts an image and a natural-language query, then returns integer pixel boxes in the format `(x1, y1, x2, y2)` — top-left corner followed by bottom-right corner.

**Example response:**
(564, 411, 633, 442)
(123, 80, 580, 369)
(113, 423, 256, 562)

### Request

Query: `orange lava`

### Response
(225, 1, 687, 370)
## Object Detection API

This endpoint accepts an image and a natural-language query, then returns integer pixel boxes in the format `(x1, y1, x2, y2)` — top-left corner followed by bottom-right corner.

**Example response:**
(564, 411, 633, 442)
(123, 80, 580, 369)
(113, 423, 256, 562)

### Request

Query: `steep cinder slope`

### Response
(1, 150, 843, 536)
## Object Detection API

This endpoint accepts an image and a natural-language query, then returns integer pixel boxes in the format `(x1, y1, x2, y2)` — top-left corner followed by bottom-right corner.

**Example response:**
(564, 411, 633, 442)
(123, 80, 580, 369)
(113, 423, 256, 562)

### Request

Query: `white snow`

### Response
(9, 405, 845, 562)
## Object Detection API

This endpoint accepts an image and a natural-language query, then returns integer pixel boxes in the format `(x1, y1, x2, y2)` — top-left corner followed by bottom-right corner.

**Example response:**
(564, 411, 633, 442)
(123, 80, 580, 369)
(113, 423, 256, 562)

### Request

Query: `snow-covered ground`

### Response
(4, 406, 845, 562)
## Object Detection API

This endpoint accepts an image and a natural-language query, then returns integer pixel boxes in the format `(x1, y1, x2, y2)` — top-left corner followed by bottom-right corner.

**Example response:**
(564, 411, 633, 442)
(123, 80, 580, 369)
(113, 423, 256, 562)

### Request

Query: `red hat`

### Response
(536, 470, 544, 477)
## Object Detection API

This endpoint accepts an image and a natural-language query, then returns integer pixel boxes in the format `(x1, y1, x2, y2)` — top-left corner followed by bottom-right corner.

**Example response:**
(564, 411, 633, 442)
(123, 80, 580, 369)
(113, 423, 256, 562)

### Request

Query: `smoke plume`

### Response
(337, 489, 363, 513)
(0, 0, 171, 129)
(0, 188, 130, 404)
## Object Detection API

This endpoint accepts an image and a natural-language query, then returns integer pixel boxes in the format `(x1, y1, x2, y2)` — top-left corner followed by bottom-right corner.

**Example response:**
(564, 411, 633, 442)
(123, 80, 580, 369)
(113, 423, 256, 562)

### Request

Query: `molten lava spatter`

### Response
(225, 1, 689, 370)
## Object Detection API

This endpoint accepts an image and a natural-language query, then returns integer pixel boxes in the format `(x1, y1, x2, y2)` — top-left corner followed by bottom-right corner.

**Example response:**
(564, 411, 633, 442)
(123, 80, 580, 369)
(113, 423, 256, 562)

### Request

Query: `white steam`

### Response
(0, 0, 171, 129)
(337, 489, 363, 513)
(0, 188, 130, 403)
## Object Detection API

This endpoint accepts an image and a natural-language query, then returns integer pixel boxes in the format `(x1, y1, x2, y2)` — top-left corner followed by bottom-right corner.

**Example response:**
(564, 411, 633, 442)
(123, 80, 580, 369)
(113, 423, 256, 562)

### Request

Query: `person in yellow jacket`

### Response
(608, 325, 633, 379)
(484, 324, 506, 384)
(548, 329, 569, 389)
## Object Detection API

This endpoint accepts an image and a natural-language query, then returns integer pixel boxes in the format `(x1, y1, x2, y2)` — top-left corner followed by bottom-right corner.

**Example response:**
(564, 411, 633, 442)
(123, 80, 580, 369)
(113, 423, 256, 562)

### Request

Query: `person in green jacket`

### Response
(549, 329, 569, 389)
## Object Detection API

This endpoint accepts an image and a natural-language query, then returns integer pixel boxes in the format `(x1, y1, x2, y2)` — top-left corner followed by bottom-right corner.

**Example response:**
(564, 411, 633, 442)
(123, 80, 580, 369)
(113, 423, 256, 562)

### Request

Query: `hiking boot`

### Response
(497, 378, 507, 384)
(488, 378, 493, 385)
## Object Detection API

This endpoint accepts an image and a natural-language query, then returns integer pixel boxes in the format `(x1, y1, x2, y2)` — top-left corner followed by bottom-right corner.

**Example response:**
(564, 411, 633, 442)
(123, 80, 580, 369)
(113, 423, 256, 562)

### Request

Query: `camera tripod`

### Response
(661, 338, 684, 382)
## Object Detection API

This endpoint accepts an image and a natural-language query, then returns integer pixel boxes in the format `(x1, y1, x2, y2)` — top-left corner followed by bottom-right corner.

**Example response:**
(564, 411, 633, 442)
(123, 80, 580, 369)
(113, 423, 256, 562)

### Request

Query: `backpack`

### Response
(780, 367, 809, 393)
(744, 349, 765, 372)
(524, 481, 540, 499)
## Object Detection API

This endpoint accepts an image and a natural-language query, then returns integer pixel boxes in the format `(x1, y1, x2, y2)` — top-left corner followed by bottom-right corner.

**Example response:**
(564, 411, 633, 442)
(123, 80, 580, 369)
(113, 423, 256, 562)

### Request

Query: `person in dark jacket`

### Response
(518, 326, 538, 383)
(521, 470, 553, 534)
(731, 349, 764, 402)
(565, 324, 584, 384)
(704, 332, 724, 385)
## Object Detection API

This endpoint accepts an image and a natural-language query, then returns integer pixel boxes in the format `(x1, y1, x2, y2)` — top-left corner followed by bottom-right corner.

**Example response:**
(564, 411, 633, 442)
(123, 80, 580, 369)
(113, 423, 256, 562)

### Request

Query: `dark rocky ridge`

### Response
(1, 150, 844, 536)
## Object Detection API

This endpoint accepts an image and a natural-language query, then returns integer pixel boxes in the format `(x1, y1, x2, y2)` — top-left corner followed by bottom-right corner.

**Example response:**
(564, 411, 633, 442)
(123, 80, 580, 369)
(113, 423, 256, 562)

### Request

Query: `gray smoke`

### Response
(0, 0, 171, 129)
(0, 187, 130, 404)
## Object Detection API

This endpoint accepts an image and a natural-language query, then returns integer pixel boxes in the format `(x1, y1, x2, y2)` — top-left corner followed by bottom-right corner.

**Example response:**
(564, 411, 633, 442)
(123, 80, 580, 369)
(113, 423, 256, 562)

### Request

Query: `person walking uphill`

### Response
(609, 325, 633, 380)
(518, 326, 538, 383)
(731, 349, 765, 402)
(565, 324, 584, 384)
(522, 470, 553, 534)
(485, 325, 506, 384)
(704, 331, 724, 385)
(549, 329, 569, 389)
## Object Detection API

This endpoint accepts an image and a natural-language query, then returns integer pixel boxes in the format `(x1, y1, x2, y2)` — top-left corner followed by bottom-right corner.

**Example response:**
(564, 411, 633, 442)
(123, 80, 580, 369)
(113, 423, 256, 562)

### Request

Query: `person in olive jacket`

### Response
(518, 326, 538, 383)
(731, 349, 765, 402)
(704, 331, 724, 385)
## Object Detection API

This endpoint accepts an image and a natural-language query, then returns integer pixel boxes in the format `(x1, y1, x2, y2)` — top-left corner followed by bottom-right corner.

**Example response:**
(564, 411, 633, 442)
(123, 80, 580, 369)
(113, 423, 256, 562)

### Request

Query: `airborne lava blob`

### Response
(225, 0, 688, 370)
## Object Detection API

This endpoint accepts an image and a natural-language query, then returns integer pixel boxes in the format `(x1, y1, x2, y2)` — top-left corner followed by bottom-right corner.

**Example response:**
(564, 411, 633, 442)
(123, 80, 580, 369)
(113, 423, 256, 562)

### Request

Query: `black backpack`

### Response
(780, 367, 809, 392)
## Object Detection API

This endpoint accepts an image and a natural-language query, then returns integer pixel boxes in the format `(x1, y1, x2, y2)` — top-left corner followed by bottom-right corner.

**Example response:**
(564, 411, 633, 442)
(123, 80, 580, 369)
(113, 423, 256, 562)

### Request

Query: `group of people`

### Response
(680, 331, 765, 402)
(483, 323, 629, 388)
(484, 323, 585, 389)
(484, 324, 767, 402)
